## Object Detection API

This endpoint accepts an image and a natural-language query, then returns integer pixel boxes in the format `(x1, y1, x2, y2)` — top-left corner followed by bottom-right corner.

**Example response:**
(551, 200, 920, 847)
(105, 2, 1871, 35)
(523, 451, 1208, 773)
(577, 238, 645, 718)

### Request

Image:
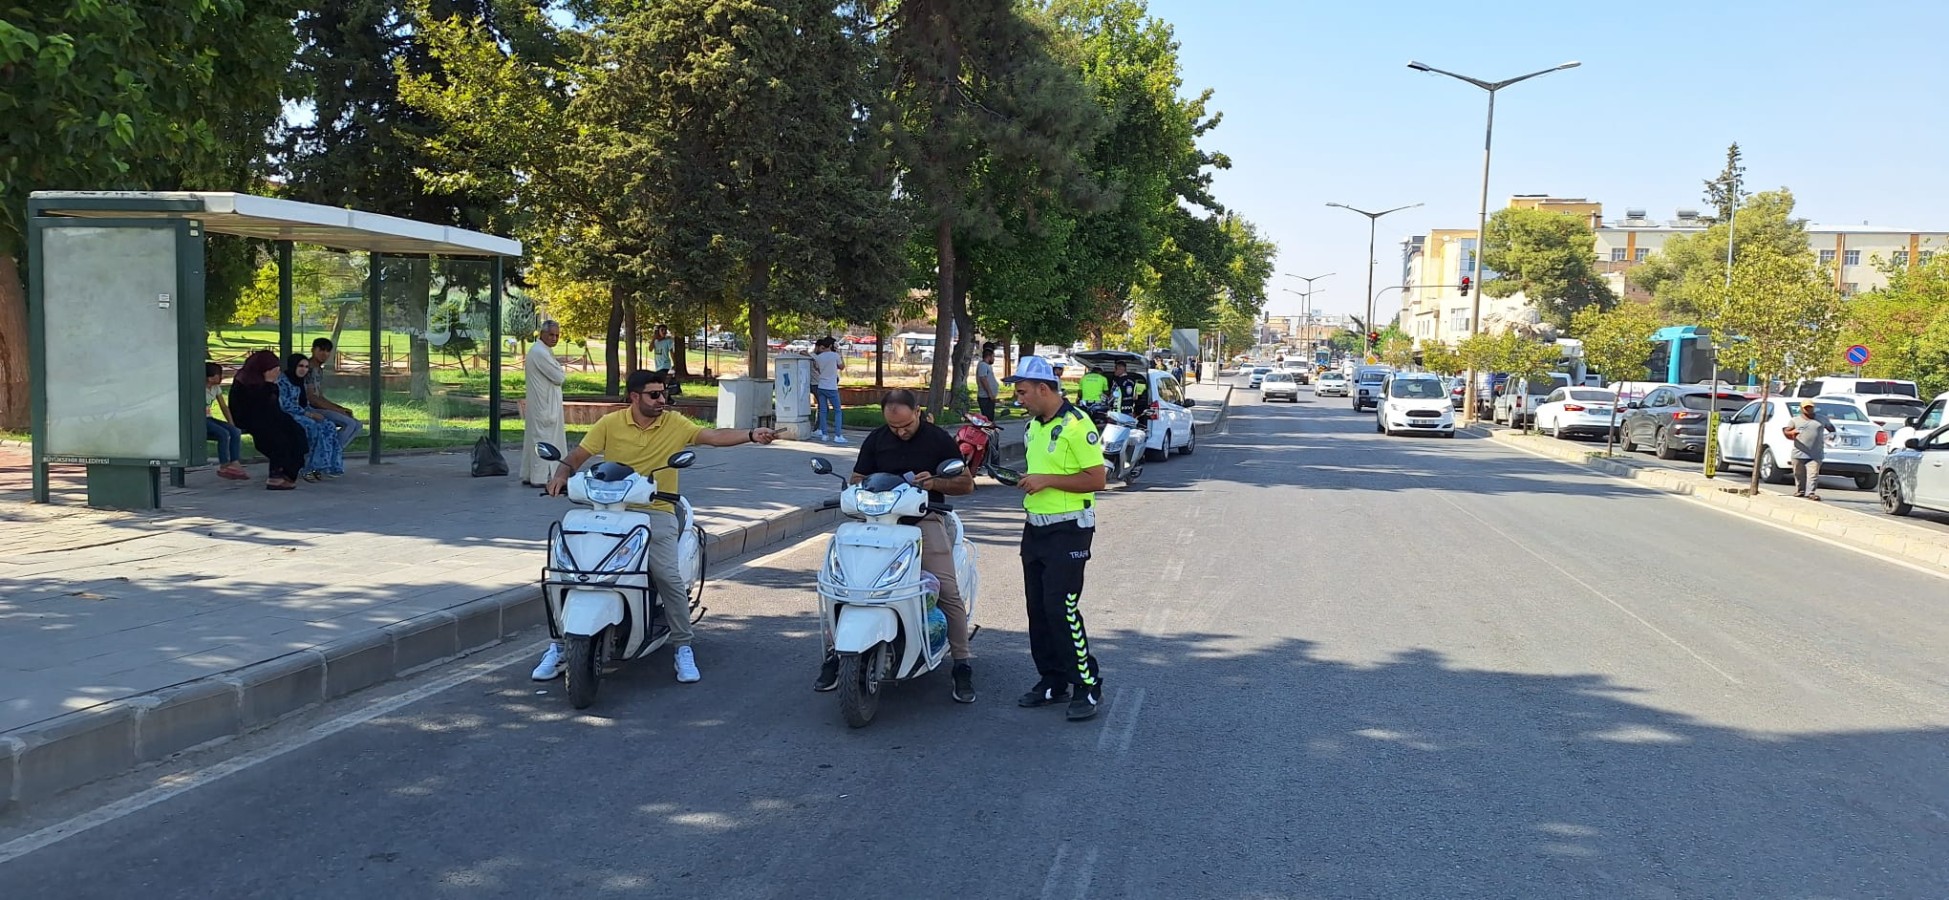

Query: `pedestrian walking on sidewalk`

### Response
(811, 337, 846, 444)
(1783, 400, 1836, 500)
(1005, 356, 1107, 721)
(977, 343, 1001, 422)
(533, 368, 779, 685)
(523, 320, 567, 486)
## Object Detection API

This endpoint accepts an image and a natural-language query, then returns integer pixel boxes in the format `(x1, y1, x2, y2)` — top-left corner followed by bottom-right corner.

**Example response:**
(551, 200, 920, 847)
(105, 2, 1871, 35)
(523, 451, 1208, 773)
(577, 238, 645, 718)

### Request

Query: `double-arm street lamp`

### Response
(1407, 58, 1580, 422)
(1326, 203, 1422, 360)
(1281, 271, 1334, 361)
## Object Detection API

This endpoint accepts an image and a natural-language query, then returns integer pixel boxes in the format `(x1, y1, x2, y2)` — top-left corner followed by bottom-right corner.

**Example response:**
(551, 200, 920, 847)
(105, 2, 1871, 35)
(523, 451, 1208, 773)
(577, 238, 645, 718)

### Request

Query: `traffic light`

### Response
(1367, 331, 1380, 344)
(1459, 276, 1472, 297)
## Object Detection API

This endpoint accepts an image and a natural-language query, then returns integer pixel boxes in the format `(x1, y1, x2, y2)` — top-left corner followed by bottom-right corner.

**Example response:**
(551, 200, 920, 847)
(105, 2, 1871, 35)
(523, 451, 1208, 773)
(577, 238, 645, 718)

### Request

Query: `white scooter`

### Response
(536, 443, 707, 710)
(809, 456, 980, 727)
(1083, 400, 1146, 484)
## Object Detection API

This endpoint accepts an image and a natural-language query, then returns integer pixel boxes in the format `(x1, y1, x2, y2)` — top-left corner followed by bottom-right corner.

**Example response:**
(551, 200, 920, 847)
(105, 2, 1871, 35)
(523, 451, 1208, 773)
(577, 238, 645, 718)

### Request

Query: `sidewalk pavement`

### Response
(0, 435, 862, 810)
(1476, 425, 1949, 575)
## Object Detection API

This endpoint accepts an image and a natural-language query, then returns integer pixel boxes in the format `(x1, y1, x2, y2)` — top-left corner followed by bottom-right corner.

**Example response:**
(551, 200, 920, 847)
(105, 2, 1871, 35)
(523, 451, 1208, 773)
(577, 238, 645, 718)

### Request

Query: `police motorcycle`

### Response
(1080, 399, 1146, 484)
(809, 456, 980, 727)
(535, 443, 707, 710)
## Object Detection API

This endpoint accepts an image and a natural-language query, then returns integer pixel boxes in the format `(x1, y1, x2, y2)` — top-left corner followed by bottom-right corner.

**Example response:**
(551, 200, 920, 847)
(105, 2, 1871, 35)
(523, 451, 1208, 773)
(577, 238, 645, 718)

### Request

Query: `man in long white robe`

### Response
(523, 321, 568, 486)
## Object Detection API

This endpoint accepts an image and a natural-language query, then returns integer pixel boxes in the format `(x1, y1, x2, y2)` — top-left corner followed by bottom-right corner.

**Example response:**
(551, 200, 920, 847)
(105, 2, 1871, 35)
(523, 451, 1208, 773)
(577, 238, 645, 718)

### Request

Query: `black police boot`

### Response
(1017, 678, 1070, 708)
(1066, 682, 1103, 721)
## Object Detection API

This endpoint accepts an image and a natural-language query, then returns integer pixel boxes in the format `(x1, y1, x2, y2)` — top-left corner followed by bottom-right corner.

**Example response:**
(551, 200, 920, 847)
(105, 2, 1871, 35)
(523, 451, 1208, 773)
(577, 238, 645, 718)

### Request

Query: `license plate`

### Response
(1842, 436, 1862, 447)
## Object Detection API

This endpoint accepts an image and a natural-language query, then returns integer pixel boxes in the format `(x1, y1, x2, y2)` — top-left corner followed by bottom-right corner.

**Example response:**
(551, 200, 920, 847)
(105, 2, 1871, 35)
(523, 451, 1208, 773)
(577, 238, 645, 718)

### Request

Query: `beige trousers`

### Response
(917, 514, 971, 660)
(645, 510, 694, 646)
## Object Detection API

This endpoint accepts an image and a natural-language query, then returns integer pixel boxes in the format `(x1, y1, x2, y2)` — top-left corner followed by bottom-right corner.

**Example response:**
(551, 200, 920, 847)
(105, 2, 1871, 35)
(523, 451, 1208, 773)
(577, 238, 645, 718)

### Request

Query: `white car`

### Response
(1315, 373, 1349, 397)
(1717, 398, 1887, 490)
(1245, 366, 1271, 389)
(1886, 391, 1947, 449)
(1878, 423, 1949, 518)
(1535, 387, 1621, 440)
(1261, 370, 1301, 402)
(1815, 393, 1927, 436)
(1073, 351, 1198, 460)
(1375, 373, 1455, 437)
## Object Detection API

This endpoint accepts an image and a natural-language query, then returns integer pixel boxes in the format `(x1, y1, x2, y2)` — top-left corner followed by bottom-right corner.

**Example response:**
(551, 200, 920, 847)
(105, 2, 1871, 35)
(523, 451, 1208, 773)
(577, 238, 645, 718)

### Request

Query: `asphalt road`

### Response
(5, 380, 1949, 898)
(1508, 415, 1949, 535)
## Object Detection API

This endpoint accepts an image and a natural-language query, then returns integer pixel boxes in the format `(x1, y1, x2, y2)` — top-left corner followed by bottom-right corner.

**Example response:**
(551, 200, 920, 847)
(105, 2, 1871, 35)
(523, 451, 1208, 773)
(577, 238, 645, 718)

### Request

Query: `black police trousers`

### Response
(1021, 520, 1100, 687)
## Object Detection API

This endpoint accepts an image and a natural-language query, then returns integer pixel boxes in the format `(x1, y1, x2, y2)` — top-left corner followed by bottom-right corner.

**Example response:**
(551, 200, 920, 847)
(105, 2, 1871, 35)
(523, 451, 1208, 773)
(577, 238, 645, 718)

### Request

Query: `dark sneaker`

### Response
(1066, 684, 1103, 721)
(951, 662, 976, 704)
(1017, 680, 1070, 708)
(813, 654, 840, 692)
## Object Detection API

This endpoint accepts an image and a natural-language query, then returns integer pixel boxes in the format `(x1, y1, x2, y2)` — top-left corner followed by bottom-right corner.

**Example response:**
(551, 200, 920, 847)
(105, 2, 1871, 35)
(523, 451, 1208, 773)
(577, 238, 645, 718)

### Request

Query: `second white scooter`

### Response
(809, 456, 979, 727)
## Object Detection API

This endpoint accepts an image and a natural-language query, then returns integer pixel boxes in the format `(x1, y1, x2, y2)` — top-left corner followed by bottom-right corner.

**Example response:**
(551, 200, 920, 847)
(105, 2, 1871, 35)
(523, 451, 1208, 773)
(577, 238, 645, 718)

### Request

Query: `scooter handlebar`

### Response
(819, 499, 840, 511)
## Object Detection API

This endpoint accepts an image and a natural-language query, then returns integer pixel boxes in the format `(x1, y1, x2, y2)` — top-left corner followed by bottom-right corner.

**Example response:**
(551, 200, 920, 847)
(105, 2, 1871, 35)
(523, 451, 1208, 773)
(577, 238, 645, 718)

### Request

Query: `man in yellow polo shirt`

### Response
(533, 368, 778, 684)
(1004, 356, 1108, 721)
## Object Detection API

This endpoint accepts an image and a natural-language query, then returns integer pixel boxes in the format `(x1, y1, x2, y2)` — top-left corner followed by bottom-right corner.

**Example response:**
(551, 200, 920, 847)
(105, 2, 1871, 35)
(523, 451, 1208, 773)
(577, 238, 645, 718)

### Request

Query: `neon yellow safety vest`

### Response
(1023, 403, 1103, 515)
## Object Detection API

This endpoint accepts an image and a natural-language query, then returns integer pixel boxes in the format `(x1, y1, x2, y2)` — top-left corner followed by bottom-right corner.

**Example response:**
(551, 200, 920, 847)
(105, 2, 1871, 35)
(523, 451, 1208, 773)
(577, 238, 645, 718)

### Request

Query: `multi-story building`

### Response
(1402, 196, 1946, 346)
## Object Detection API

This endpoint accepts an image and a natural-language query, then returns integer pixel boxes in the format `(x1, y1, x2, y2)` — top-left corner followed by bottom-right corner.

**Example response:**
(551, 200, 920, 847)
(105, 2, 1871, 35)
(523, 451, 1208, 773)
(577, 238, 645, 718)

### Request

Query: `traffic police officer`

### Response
(1004, 356, 1108, 721)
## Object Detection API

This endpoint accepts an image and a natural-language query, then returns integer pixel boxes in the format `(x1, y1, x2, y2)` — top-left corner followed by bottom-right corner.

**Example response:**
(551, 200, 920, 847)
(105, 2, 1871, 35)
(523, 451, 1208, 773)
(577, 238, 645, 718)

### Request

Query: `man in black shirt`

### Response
(1108, 360, 1148, 418)
(813, 389, 979, 702)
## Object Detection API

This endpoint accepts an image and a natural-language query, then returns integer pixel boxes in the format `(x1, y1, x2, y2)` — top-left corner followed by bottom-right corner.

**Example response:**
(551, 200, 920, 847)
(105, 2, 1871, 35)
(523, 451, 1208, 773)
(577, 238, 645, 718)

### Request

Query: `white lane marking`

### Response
(1488, 433, 1949, 584)
(1040, 844, 1099, 900)
(1095, 687, 1146, 755)
(1436, 494, 1742, 685)
(1161, 559, 1185, 583)
(0, 640, 545, 867)
(1039, 845, 1071, 900)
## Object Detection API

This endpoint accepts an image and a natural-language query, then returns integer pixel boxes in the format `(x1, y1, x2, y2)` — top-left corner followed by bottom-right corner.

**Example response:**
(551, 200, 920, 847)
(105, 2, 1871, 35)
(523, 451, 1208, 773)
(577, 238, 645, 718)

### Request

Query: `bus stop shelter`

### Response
(26, 191, 523, 509)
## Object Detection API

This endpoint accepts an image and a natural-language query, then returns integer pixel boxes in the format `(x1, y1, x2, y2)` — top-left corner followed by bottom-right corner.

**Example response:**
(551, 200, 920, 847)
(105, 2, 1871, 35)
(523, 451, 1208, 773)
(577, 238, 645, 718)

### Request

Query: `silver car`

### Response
(1879, 424, 1949, 517)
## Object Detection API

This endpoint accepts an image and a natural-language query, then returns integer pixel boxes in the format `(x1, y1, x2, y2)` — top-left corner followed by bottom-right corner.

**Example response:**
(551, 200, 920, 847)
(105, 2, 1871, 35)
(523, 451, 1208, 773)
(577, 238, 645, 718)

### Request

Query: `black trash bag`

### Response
(471, 435, 509, 477)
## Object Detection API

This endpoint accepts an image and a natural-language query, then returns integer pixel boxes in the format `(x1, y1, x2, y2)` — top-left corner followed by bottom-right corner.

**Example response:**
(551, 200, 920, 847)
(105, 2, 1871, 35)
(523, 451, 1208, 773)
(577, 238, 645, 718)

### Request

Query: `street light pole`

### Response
(1408, 59, 1580, 423)
(1326, 204, 1421, 361)
(1281, 271, 1334, 363)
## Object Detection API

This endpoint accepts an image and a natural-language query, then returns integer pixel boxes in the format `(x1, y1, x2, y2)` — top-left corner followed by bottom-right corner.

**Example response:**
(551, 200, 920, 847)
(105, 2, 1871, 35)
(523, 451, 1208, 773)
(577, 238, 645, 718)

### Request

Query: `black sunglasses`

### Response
(631, 389, 668, 400)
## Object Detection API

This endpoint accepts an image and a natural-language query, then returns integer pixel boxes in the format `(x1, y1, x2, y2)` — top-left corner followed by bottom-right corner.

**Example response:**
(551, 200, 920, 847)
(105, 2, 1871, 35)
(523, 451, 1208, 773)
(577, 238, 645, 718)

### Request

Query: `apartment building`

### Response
(1401, 197, 1946, 346)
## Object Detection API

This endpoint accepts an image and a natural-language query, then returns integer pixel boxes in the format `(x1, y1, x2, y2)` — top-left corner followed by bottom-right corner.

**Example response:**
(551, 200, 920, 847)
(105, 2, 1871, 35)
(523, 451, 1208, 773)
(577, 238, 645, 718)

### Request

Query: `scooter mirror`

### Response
(810, 458, 833, 476)
(665, 450, 698, 470)
(934, 458, 967, 479)
(536, 442, 562, 461)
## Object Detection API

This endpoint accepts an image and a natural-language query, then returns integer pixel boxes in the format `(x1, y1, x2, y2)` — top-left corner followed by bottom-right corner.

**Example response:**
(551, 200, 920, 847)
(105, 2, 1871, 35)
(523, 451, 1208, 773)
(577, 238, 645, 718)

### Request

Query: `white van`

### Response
(1792, 376, 1920, 399)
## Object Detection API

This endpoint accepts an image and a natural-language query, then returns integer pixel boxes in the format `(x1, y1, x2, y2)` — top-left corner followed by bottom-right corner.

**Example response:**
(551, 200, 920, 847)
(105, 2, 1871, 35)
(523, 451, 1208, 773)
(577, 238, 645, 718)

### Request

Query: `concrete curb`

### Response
(0, 501, 843, 812)
(1478, 426, 1949, 574)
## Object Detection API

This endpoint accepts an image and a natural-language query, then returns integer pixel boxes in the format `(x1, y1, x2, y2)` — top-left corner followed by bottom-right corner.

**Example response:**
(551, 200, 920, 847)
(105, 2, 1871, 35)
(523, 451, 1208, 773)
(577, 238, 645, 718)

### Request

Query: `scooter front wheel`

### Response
(564, 633, 601, 710)
(837, 648, 882, 728)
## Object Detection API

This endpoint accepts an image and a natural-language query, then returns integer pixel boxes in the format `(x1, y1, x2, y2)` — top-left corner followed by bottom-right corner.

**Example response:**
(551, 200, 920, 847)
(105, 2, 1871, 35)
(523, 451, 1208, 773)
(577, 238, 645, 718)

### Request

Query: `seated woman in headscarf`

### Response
(281, 353, 345, 481)
(228, 350, 309, 490)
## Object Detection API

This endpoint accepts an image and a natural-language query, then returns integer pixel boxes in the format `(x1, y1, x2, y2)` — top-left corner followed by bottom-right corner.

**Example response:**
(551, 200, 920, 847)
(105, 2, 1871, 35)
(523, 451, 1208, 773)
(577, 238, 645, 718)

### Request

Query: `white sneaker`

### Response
(831, 435, 849, 445)
(531, 642, 565, 681)
(809, 430, 826, 441)
(674, 645, 701, 683)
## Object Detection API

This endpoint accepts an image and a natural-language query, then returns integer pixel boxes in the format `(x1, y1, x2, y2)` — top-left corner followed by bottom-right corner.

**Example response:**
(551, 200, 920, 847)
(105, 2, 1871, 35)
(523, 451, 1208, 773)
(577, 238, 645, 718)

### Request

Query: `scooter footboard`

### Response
(833, 606, 899, 653)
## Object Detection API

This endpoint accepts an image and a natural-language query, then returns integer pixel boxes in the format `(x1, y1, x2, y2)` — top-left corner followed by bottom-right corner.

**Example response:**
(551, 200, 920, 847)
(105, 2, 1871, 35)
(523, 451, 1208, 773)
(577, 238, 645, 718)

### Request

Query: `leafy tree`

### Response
(1479, 206, 1616, 330)
(1457, 330, 1557, 430)
(1702, 142, 1747, 224)
(1570, 299, 1664, 452)
(1839, 252, 1949, 396)
(1379, 334, 1416, 369)
(1715, 248, 1846, 492)
(0, 0, 296, 428)
(1419, 342, 1462, 376)
(1631, 189, 1811, 320)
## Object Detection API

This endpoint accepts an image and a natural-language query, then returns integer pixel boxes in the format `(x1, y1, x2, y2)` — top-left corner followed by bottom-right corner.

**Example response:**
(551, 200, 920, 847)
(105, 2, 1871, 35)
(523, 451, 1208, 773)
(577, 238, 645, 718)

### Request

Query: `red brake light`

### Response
(1876, 430, 1889, 446)
(1672, 411, 1698, 421)
(1563, 404, 1586, 412)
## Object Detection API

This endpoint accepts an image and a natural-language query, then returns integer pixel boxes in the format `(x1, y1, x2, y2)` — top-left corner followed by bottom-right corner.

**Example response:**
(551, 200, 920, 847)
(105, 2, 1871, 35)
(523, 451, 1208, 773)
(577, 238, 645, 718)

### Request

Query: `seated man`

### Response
(305, 338, 364, 447)
(814, 389, 978, 703)
(534, 369, 778, 684)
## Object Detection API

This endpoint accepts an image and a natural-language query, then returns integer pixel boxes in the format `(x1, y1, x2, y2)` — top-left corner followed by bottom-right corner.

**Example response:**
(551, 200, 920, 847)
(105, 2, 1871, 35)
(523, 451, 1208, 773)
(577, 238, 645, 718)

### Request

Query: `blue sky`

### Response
(1143, 0, 1947, 318)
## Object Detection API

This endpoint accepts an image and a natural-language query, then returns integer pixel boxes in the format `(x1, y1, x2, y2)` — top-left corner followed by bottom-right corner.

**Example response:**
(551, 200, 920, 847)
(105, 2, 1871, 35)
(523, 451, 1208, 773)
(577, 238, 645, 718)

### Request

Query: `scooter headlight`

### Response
(854, 490, 899, 517)
(875, 544, 919, 588)
(595, 530, 648, 573)
(823, 543, 847, 583)
(585, 481, 631, 505)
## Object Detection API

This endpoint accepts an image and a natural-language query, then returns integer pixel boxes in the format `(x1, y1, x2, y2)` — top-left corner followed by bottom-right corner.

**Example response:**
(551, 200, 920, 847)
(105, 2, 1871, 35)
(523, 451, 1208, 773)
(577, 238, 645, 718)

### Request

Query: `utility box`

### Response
(715, 376, 775, 430)
(772, 353, 813, 436)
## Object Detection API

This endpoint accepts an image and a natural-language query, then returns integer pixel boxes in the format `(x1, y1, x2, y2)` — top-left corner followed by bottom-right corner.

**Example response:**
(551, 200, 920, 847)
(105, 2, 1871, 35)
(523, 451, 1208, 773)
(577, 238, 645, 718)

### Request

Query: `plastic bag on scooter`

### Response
(920, 572, 947, 654)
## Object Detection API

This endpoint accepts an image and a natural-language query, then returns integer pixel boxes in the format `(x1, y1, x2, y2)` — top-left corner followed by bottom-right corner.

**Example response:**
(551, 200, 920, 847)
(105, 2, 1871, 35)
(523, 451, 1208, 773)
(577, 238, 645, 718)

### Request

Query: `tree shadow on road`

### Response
(6, 608, 1943, 900)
